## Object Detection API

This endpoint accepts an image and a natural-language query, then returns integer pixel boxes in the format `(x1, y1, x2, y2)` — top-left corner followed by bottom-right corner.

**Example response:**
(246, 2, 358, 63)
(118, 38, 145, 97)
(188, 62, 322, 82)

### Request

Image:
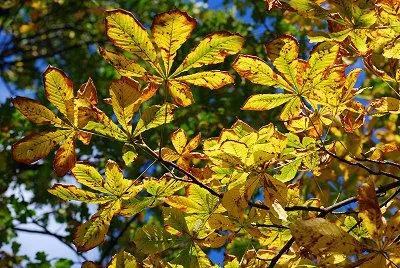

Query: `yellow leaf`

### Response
(43, 66, 74, 118)
(12, 129, 73, 164)
(198, 232, 227, 248)
(171, 128, 188, 154)
(143, 176, 185, 197)
(133, 103, 176, 136)
(53, 131, 77, 177)
(161, 147, 180, 162)
(99, 47, 161, 82)
(175, 71, 234, 90)
(167, 80, 194, 107)
(77, 77, 98, 105)
(280, 97, 302, 120)
(151, 9, 197, 75)
(12, 97, 66, 127)
(232, 55, 292, 90)
(108, 251, 137, 268)
(208, 214, 236, 231)
(369, 97, 400, 116)
(308, 42, 339, 76)
(242, 94, 295, 111)
(358, 181, 384, 239)
(48, 184, 114, 204)
(110, 77, 142, 133)
(265, 35, 299, 88)
(104, 160, 136, 196)
(220, 140, 248, 164)
(222, 176, 260, 218)
(105, 9, 159, 70)
(290, 218, 362, 255)
(122, 144, 138, 165)
(72, 163, 108, 193)
(173, 32, 244, 76)
(84, 110, 127, 141)
(74, 200, 121, 252)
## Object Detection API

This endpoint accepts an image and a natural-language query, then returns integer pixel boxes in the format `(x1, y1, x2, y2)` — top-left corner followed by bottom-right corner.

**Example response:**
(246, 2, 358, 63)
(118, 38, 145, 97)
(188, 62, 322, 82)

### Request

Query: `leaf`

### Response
(118, 197, 155, 217)
(163, 207, 190, 234)
(133, 103, 175, 136)
(151, 9, 197, 75)
(167, 80, 194, 107)
(175, 71, 234, 90)
(43, 65, 74, 118)
(358, 181, 384, 239)
(242, 94, 295, 111)
(78, 77, 98, 105)
(84, 110, 127, 141)
(74, 200, 121, 252)
(368, 97, 400, 116)
(12, 96, 66, 127)
(171, 128, 188, 154)
(109, 77, 142, 133)
(290, 218, 362, 255)
(12, 129, 73, 164)
(48, 184, 114, 204)
(274, 158, 302, 182)
(71, 163, 108, 193)
(53, 131, 77, 177)
(105, 9, 158, 67)
(99, 47, 160, 81)
(265, 35, 299, 87)
(172, 32, 244, 76)
(134, 225, 176, 254)
(122, 144, 138, 165)
(143, 176, 185, 197)
(103, 160, 136, 196)
(232, 55, 291, 90)
(108, 251, 137, 268)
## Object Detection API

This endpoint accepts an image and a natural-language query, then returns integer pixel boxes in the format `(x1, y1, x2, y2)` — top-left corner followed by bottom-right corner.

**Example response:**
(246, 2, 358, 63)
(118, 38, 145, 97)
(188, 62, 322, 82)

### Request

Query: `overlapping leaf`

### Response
(48, 160, 142, 251)
(12, 66, 98, 176)
(161, 128, 205, 168)
(102, 9, 244, 106)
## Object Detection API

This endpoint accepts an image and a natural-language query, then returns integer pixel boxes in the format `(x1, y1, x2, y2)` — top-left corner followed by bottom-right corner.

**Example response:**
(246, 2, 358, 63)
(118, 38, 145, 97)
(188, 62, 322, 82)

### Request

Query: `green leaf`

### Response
(133, 103, 176, 136)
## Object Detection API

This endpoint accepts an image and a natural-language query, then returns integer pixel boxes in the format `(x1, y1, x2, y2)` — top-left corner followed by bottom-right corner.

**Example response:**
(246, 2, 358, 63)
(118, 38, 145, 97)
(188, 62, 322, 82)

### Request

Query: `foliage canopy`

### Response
(2, 0, 400, 267)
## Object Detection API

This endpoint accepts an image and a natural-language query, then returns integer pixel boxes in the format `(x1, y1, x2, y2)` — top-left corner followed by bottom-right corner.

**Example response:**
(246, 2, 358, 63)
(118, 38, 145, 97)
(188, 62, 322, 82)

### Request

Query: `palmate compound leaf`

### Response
(161, 128, 204, 168)
(48, 160, 143, 251)
(12, 66, 99, 176)
(233, 35, 341, 121)
(103, 9, 244, 107)
(290, 218, 362, 256)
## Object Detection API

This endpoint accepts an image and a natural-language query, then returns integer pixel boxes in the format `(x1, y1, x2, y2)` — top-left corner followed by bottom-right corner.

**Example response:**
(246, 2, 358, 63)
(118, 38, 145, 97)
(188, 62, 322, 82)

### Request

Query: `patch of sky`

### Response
(208, 247, 225, 267)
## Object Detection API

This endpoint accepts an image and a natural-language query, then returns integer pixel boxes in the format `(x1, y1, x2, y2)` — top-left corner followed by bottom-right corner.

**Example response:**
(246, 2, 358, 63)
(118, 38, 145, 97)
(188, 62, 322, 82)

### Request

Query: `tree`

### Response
(2, 0, 400, 267)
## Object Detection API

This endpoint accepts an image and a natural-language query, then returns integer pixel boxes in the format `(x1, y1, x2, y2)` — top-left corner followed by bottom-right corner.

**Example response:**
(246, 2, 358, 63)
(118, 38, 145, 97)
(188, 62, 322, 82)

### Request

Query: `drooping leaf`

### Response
(358, 181, 384, 239)
(12, 96, 66, 127)
(53, 131, 77, 176)
(74, 201, 121, 252)
(12, 129, 73, 164)
(109, 76, 142, 133)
